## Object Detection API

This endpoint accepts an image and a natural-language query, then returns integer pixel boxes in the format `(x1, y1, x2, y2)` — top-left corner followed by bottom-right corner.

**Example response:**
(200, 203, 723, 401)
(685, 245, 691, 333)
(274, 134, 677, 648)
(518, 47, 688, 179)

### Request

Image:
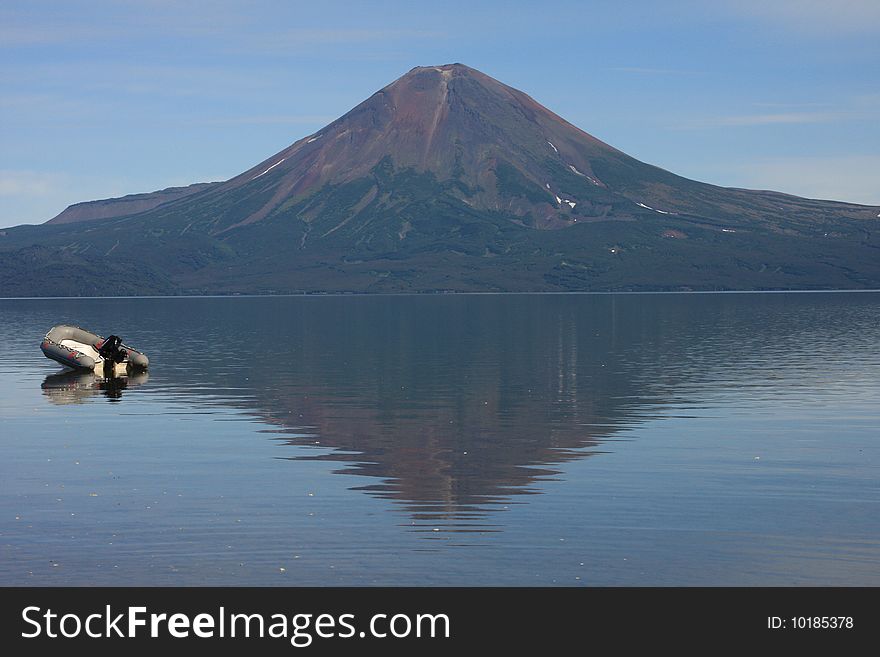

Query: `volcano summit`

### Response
(2, 63, 878, 296)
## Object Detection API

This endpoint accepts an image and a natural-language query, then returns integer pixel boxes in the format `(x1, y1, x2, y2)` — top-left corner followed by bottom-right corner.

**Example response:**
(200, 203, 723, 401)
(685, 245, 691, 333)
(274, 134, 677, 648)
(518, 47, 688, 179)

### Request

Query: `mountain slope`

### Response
(1, 63, 878, 296)
(46, 183, 218, 225)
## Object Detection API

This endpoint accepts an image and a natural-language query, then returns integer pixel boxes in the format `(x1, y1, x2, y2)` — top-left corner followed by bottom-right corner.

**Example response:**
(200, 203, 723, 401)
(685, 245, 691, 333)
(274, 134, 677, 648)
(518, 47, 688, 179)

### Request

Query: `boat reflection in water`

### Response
(41, 370, 149, 404)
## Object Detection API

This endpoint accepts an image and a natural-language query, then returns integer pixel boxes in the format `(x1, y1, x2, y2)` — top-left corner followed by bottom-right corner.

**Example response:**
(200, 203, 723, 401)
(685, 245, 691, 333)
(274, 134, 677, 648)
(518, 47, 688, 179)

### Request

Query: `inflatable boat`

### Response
(40, 325, 149, 376)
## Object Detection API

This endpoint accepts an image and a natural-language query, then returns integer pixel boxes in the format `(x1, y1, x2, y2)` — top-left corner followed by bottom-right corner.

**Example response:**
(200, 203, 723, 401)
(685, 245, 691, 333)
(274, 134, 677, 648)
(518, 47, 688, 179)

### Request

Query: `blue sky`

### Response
(1, 0, 878, 228)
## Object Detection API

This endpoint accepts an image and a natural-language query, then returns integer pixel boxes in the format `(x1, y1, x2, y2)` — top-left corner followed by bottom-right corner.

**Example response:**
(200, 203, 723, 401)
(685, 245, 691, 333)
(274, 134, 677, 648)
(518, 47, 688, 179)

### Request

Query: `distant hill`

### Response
(1, 63, 878, 296)
(46, 183, 218, 225)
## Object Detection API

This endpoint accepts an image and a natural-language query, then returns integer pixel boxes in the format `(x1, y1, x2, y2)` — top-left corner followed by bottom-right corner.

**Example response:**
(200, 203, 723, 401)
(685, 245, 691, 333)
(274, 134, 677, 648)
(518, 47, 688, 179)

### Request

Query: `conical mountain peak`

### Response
(209, 62, 626, 230)
(19, 63, 877, 297)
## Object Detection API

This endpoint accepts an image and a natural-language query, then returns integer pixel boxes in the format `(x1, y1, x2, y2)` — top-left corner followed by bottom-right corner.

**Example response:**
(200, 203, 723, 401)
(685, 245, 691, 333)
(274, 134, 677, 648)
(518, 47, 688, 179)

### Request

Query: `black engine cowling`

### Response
(97, 335, 126, 364)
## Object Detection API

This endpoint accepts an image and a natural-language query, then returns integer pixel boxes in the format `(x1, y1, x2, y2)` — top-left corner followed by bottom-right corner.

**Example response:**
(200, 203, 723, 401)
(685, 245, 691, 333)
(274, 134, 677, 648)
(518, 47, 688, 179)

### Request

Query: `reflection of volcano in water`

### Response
(261, 320, 628, 525)
(270, 388, 615, 527)
(43, 293, 859, 531)
(160, 295, 676, 528)
(42, 370, 149, 404)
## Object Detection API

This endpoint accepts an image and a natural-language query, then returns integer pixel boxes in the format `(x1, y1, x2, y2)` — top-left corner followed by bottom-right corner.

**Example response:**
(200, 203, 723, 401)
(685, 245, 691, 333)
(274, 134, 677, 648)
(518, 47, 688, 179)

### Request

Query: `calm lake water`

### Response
(1, 292, 878, 586)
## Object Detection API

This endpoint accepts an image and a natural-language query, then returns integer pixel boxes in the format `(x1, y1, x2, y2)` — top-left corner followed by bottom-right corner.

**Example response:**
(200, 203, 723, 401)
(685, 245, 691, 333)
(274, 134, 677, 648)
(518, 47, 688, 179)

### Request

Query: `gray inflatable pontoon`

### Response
(40, 325, 149, 376)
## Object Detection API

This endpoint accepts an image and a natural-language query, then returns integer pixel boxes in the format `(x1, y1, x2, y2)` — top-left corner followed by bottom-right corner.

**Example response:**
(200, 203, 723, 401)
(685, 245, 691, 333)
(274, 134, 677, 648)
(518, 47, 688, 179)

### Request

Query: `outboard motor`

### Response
(97, 335, 127, 364)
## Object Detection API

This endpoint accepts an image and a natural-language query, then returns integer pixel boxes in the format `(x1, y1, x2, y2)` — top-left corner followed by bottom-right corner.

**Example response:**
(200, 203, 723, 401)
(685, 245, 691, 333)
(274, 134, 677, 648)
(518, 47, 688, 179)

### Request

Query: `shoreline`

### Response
(2, 288, 880, 301)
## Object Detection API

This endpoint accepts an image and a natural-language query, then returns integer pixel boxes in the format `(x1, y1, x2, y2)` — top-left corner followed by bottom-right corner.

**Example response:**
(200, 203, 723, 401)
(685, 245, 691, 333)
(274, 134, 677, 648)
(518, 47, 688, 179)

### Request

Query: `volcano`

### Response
(2, 63, 878, 295)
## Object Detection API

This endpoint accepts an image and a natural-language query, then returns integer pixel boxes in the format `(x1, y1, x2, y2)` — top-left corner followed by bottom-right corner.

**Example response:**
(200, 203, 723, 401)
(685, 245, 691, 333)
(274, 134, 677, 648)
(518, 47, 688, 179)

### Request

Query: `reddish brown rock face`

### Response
(205, 63, 628, 230)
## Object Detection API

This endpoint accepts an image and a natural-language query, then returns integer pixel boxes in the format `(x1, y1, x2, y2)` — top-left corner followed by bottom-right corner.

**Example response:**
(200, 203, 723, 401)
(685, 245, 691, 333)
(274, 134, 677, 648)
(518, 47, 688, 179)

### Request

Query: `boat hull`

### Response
(40, 325, 149, 373)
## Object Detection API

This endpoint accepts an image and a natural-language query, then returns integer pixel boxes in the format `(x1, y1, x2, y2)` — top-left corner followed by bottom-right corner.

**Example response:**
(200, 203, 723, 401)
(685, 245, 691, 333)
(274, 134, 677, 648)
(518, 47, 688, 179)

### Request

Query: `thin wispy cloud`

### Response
(0, 24, 110, 46)
(234, 28, 444, 55)
(721, 0, 880, 34)
(731, 155, 880, 205)
(698, 112, 850, 127)
(610, 67, 702, 75)
(0, 93, 62, 109)
(0, 8, 440, 53)
(750, 101, 834, 109)
(199, 115, 337, 126)
(0, 1, 253, 47)
(675, 109, 874, 129)
(0, 170, 65, 197)
(679, 93, 880, 128)
(269, 28, 441, 45)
